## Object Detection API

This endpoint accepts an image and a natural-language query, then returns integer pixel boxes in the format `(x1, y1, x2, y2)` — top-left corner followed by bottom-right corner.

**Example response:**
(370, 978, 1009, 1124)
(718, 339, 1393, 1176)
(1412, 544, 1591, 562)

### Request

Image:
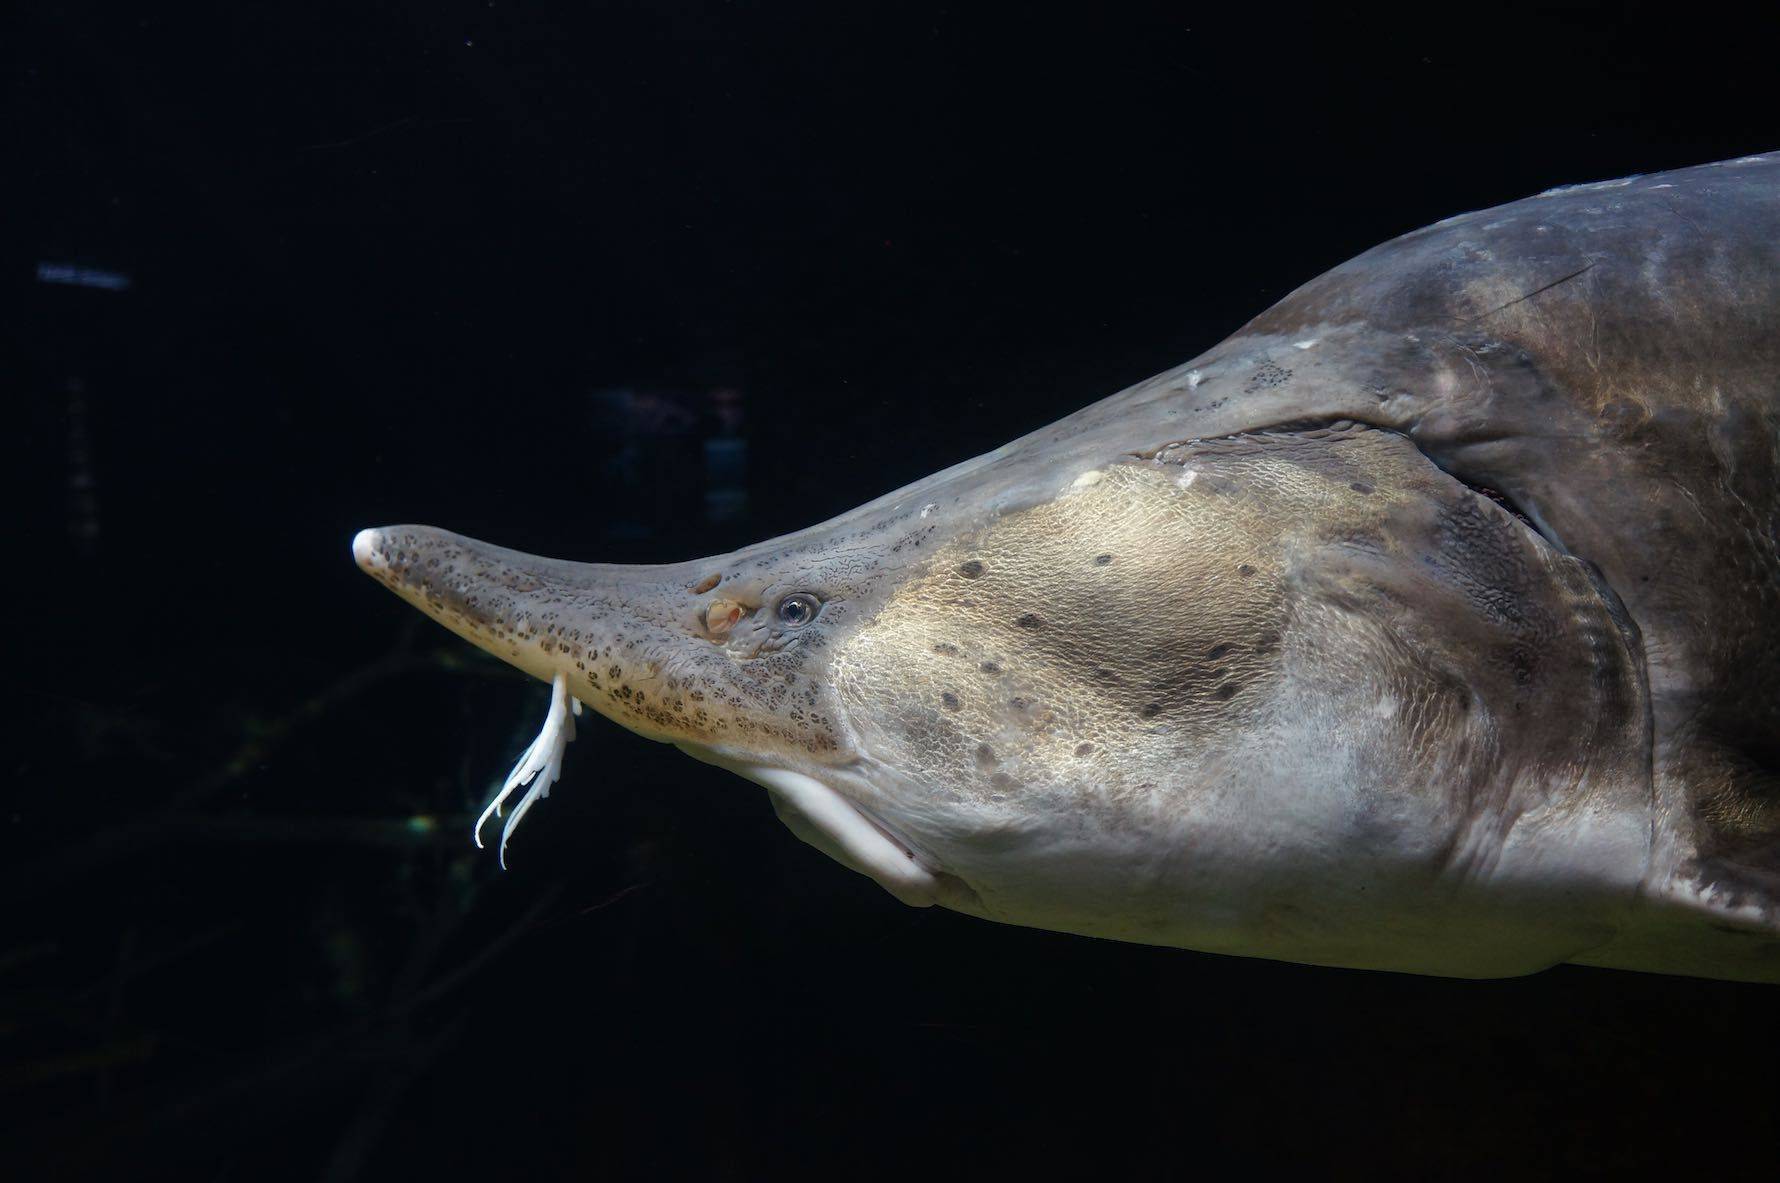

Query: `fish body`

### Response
(356, 154, 1780, 981)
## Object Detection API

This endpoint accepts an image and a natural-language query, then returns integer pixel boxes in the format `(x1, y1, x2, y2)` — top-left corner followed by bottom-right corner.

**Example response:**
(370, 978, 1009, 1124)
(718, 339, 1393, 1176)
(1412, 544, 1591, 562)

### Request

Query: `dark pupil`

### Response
(780, 597, 810, 624)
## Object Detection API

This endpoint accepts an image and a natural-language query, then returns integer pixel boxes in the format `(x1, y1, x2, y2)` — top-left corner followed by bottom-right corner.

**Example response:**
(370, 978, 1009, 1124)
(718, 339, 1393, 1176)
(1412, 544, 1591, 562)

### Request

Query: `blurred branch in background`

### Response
(2, 621, 589, 1180)
(8, 621, 503, 901)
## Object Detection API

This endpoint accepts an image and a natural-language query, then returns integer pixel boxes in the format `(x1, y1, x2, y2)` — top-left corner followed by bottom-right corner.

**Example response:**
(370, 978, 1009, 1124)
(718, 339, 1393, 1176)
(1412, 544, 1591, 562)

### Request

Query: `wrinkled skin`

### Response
(356, 154, 1780, 982)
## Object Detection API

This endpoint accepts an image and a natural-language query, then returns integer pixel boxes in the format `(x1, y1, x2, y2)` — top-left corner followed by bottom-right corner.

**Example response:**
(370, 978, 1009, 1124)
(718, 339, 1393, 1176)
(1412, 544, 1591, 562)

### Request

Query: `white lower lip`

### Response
(680, 750, 941, 906)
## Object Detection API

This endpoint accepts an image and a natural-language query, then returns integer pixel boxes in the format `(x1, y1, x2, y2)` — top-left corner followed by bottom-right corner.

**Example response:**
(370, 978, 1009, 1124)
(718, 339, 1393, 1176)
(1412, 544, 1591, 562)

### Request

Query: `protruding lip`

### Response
(686, 755, 942, 907)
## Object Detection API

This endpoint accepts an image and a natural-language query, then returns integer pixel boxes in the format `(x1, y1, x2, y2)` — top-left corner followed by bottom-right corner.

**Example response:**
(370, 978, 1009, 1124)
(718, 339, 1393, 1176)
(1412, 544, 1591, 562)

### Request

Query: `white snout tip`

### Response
(352, 528, 382, 571)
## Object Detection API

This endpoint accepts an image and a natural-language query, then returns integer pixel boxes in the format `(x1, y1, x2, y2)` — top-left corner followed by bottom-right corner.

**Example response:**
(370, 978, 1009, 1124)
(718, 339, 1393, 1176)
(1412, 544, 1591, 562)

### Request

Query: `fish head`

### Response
(351, 479, 987, 903)
(355, 417, 1648, 972)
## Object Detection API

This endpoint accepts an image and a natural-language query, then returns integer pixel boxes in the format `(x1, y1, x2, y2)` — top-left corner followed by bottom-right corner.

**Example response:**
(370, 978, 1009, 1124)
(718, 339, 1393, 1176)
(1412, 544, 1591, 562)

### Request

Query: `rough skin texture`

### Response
(357, 153, 1780, 981)
(830, 427, 1649, 974)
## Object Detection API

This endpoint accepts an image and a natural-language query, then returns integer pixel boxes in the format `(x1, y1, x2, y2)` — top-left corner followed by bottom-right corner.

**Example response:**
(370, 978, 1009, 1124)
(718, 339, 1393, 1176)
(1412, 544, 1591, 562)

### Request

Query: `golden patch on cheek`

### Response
(831, 462, 1313, 804)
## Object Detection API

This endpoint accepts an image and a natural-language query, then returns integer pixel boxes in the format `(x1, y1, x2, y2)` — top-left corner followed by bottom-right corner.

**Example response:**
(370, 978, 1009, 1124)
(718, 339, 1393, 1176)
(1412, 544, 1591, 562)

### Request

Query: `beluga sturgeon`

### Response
(355, 153, 1780, 982)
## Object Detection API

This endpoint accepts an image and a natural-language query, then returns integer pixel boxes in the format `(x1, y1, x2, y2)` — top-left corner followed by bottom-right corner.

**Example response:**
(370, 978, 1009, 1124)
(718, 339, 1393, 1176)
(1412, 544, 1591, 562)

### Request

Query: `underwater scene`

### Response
(11, 4, 1779, 1179)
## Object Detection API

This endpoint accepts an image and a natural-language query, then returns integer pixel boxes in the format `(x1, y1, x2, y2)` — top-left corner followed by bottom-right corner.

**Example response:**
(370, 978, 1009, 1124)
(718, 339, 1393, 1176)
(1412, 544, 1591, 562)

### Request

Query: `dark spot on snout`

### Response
(980, 661, 1002, 675)
(1015, 613, 1045, 630)
(1206, 642, 1235, 660)
(940, 691, 962, 711)
(1074, 742, 1095, 756)
(1140, 702, 1162, 719)
(1237, 564, 1257, 577)
(1213, 682, 1241, 701)
(1093, 553, 1113, 566)
(933, 642, 960, 656)
(1349, 481, 1374, 495)
(958, 560, 985, 579)
(975, 744, 999, 770)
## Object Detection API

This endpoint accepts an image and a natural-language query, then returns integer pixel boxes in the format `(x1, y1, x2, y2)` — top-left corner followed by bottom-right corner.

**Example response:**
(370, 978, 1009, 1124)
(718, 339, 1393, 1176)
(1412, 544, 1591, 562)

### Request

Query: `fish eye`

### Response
(776, 592, 820, 627)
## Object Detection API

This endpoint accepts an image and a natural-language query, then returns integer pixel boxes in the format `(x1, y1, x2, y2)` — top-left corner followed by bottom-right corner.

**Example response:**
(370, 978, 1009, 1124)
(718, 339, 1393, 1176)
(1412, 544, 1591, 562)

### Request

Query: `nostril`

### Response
(705, 598, 746, 637)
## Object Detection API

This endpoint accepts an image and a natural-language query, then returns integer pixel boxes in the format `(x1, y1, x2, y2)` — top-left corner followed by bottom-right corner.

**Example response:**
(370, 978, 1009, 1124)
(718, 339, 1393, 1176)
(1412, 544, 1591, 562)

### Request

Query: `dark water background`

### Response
(10, 3, 1777, 1178)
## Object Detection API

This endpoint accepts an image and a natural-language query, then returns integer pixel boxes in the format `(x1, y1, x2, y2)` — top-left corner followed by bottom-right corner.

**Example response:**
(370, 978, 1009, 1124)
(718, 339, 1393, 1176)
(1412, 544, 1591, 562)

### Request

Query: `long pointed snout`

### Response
(349, 523, 863, 764)
(352, 520, 938, 889)
(352, 523, 694, 692)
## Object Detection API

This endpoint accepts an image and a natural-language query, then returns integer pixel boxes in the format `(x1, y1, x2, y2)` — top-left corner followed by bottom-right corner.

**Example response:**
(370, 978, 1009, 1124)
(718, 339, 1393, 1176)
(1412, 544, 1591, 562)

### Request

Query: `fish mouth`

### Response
(675, 747, 951, 907)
